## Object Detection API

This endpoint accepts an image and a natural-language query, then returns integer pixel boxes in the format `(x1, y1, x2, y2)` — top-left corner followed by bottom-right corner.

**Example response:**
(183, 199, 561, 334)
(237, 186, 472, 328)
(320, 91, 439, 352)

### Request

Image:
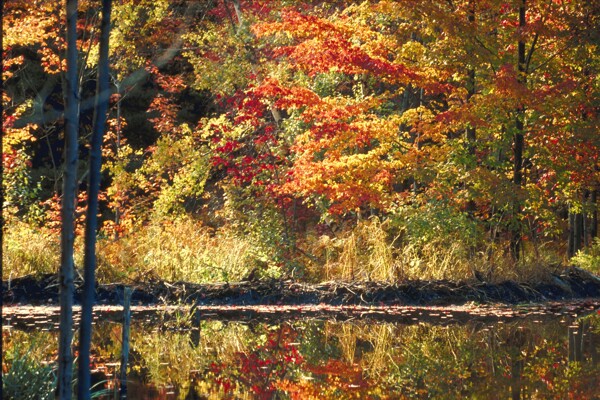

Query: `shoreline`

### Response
(4, 267, 600, 308)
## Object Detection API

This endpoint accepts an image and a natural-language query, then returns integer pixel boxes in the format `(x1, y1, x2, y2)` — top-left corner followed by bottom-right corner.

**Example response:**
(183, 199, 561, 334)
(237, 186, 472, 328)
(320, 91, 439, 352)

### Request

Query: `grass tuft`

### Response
(2, 220, 59, 280)
(97, 219, 254, 283)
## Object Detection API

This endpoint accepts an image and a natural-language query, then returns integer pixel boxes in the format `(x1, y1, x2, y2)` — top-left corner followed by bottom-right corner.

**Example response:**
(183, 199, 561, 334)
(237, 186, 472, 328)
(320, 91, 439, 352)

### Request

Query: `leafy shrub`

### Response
(571, 238, 600, 274)
(219, 184, 301, 279)
(2, 343, 56, 400)
(390, 201, 482, 280)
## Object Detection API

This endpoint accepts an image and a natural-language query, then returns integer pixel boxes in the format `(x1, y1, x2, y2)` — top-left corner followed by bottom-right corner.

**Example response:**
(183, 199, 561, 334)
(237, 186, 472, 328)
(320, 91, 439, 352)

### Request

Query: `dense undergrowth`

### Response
(4, 214, 599, 285)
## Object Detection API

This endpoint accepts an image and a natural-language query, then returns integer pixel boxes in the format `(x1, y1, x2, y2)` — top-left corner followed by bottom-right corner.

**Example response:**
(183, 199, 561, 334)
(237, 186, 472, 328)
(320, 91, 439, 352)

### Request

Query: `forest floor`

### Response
(4, 267, 600, 308)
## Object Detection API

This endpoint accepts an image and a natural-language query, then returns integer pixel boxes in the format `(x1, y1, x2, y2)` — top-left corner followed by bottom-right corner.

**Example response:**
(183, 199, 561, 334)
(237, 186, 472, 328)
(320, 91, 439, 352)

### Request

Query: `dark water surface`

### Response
(3, 301, 600, 399)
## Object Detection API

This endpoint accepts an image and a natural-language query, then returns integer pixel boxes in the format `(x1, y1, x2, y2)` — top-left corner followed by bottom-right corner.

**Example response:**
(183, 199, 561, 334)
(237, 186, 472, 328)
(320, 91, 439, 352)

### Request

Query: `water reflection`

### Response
(3, 304, 600, 399)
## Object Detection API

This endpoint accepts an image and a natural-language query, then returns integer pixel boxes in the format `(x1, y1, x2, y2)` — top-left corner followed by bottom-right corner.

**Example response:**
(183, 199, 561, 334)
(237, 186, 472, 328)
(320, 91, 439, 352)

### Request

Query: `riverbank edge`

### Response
(3, 267, 600, 307)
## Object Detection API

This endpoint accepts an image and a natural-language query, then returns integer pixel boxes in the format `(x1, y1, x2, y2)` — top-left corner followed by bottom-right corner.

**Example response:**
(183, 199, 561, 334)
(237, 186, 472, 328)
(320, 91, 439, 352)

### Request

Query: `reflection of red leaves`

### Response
(308, 359, 362, 380)
(210, 325, 304, 399)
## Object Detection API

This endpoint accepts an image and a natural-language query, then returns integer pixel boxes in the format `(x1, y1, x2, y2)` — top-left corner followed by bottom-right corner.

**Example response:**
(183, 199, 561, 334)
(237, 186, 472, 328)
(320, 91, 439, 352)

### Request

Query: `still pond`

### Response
(3, 301, 600, 399)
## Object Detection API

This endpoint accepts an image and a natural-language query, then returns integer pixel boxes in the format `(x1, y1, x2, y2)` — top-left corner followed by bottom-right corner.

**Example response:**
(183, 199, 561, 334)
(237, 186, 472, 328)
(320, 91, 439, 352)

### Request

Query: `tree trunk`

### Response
(584, 191, 590, 247)
(113, 81, 122, 239)
(466, 3, 476, 152)
(465, 5, 477, 215)
(592, 189, 598, 239)
(510, 0, 527, 261)
(574, 211, 583, 254)
(77, 1, 112, 398)
(119, 287, 132, 399)
(57, 0, 79, 398)
(568, 211, 575, 258)
(568, 200, 585, 259)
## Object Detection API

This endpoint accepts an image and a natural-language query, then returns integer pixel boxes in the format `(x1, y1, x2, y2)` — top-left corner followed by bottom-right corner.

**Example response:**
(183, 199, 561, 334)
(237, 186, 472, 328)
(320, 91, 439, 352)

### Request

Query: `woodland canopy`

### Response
(3, 0, 600, 284)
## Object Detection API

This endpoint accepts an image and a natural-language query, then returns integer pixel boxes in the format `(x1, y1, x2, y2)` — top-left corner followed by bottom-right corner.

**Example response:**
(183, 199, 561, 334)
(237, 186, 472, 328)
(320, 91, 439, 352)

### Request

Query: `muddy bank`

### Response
(4, 267, 600, 307)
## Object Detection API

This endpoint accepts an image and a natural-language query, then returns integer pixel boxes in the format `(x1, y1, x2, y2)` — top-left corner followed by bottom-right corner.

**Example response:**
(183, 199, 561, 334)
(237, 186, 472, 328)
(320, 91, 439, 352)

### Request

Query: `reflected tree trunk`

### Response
(590, 323, 598, 366)
(78, 1, 112, 398)
(507, 328, 526, 400)
(487, 330, 496, 376)
(568, 321, 584, 363)
(120, 287, 132, 399)
(190, 308, 201, 347)
(510, 357, 523, 400)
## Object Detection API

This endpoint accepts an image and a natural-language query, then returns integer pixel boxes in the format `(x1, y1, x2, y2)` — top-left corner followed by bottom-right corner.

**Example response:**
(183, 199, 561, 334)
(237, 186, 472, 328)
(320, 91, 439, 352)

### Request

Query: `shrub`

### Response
(571, 238, 600, 274)
(390, 202, 482, 281)
(2, 342, 56, 400)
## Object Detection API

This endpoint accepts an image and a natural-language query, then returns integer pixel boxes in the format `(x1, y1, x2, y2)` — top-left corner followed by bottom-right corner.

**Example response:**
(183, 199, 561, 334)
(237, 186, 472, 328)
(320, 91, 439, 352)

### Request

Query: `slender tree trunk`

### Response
(465, 3, 477, 216)
(580, 188, 598, 242)
(57, 0, 80, 398)
(568, 211, 575, 258)
(592, 189, 598, 239)
(466, 2, 476, 150)
(412, 87, 424, 195)
(568, 198, 585, 259)
(510, 0, 527, 260)
(231, 0, 244, 25)
(465, 71, 476, 149)
(575, 211, 583, 253)
(584, 191, 590, 247)
(77, 1, 112, 398)
(114, 81, 122, 239)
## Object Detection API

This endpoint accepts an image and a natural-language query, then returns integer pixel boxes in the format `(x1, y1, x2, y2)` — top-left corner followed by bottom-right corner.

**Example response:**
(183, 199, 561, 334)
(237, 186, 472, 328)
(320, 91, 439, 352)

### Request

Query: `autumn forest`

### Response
(3, 0, 600, 285)
(3, 0, 600, 398)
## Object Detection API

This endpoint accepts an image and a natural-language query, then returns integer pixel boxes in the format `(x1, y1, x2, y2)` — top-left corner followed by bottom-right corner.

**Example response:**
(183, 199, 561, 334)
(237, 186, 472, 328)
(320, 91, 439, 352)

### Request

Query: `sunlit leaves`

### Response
(254, 10, 417, 84)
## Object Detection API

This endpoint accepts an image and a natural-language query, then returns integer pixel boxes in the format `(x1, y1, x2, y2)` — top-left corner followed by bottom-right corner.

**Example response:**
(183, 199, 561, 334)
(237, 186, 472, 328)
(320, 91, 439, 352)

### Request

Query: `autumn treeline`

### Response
(3, 0, 600, 282)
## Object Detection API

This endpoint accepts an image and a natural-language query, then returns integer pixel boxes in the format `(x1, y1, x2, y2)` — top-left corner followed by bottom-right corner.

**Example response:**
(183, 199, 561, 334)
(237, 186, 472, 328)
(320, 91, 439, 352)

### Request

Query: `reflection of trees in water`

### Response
(2, 313, 599, 398)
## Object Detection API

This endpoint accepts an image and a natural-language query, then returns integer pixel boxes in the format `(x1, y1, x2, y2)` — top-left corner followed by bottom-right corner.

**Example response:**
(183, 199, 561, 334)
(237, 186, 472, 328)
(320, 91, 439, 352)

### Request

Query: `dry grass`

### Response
(2, 220, 60, 280)
(97, 219, 254, 283)
(3, 217, 257, 283)
(305, 217, 398, 282)
(301, 216, 567, 283)
(3, 215, 571, 285)
(323, 322, 400, 380)
(303, 216, 474, 282)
